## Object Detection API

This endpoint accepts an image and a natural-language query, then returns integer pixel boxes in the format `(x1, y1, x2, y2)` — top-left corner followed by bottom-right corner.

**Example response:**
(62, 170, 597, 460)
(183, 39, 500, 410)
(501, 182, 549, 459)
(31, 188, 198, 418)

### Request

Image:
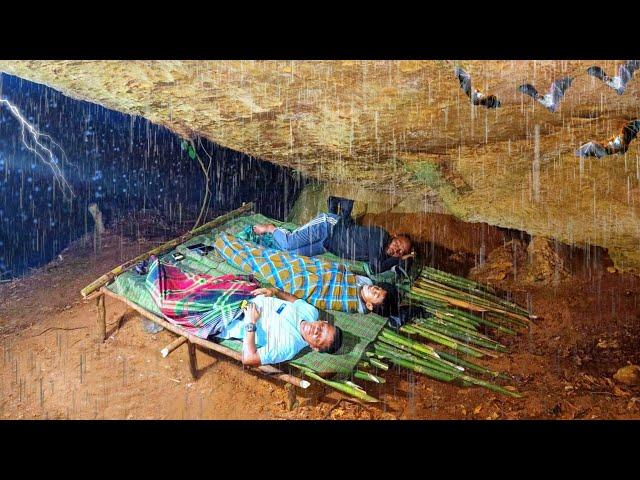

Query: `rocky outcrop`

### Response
(469, 236, 570, 285)
(1, 60, 638, 272)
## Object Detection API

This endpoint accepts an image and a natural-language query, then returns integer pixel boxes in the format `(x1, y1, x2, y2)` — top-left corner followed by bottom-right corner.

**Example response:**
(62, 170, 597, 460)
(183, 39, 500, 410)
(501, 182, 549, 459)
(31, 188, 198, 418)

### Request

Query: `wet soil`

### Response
(1, 213, 639, 419)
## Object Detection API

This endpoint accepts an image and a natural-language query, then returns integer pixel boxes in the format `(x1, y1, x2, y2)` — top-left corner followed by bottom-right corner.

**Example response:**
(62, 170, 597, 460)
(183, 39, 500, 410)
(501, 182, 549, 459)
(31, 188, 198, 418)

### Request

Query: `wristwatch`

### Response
(244, 323, 257, 333)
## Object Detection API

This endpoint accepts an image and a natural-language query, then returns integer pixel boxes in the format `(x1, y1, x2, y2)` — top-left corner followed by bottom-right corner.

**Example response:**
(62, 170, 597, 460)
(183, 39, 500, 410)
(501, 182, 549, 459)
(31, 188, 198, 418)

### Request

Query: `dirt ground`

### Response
(1, 217, 639, 420)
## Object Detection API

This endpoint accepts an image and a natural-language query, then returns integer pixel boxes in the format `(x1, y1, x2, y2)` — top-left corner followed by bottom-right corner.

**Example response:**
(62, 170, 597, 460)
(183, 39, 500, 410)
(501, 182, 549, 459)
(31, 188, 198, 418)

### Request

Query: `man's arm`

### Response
(241, 303, 262, 367)
(251, 286, 299, 303)
(368, 230, 391, 274)
(370, 255, 400, 274)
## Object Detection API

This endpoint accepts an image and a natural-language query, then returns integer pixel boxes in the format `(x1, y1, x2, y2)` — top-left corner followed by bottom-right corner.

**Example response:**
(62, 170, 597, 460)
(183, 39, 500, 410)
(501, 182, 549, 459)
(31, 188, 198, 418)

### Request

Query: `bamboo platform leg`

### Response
(96, 293, 106, 342)
(285, 383, 298, 411)
(161, 336, 188, 358)
(187, 341, 198, 380)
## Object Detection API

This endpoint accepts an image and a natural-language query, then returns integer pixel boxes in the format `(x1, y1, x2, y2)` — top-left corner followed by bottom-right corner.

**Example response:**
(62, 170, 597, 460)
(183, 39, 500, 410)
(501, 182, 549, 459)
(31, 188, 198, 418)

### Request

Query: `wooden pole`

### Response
(161, 336, 188, 358)
(285, 383, 297, 411)
(96, 293, 106, 342)
(187, 341, 198, 380)
(99, 288, 309, 389)
(80, 202, 255, 298)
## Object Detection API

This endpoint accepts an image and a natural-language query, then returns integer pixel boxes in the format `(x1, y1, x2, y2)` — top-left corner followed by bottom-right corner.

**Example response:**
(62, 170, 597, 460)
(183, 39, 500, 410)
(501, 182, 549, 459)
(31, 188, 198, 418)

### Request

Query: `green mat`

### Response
(106, 212, 388, 375)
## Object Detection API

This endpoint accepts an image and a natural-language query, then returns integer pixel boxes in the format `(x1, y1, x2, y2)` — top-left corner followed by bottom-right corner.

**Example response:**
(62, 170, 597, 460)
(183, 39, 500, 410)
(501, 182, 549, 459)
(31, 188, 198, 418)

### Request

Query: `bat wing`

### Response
(481, 95, 501, 108)
(575, 141, 607, 158)
(454, 67, 473, 98)
(517, 84, 539, 99)
(587, 65, 607, 81)
(619, 60, 640, 86)
(622, 119, 640, 146)
(550, 77, 573, 105)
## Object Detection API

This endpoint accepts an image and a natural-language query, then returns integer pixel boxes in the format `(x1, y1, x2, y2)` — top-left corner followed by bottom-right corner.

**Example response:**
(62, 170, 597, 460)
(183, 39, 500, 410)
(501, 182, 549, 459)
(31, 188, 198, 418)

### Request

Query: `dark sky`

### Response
(0, 73, 308, 279)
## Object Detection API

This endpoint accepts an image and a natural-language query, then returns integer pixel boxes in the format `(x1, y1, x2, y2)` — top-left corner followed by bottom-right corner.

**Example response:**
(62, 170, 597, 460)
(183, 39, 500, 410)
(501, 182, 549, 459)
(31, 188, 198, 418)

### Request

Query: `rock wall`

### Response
(1, 60, 638, 271)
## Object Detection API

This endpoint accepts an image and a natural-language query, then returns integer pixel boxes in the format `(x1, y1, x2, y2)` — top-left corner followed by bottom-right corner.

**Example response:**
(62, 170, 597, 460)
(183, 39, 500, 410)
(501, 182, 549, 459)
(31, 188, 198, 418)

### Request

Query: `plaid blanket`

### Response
(145, 255, 260, 338)
(214, 232, 361, 313)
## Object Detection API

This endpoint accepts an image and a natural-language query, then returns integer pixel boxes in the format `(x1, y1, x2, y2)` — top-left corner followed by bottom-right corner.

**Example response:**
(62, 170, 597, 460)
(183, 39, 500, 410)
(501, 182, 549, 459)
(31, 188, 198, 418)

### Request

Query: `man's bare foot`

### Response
(253, 223, 276, 235)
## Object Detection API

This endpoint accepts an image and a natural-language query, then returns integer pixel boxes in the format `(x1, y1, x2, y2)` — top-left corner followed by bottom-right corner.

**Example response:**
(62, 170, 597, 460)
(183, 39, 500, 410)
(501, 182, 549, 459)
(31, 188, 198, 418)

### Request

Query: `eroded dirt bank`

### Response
(1, 217, 639, 419)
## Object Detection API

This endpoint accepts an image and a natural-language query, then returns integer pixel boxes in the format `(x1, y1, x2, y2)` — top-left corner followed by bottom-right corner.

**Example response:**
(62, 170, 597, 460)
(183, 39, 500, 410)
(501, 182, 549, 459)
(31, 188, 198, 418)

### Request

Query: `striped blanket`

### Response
(145, 255, 260, 338)
(214, 233, 360, 313)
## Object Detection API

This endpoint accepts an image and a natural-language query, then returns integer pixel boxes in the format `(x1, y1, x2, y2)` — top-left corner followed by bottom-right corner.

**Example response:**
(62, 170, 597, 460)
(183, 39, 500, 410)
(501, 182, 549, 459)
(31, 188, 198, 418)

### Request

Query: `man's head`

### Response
(360, 282, 399, 318)
(385, 234, 413, 258)
(300, 320, 343, 353)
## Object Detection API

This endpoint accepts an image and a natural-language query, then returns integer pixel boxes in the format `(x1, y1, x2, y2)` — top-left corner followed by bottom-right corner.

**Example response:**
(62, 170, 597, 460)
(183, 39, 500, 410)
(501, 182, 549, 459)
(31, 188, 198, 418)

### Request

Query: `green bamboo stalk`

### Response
(434, 350, 510, 381)
(415, 279, 528, 321)
(429, 310, 482, 330)
(412, 318, 508, 352)
(418, 274, 529, 316)
(355, 370, 386, 384)
(375, 338, 469, 374)
(381, 345, 521, 398)
(419, 273, 491, 296)
(415, 315, 485, 339)
(420, 267, 497, 294)
(410, 286, 492, 316)
(415, 315, 491, 340)
(368, 357, 389, 371)
(291, 365, 379, 403)
(403, 291, 450, 309)
(373, 342, 463, 376)
(451, 308, 517, 335)
(382, 353, 458, 382)
(486, 311, 530, 329)
(408, 323, 500, 358)
(414, 277, 532, 324)
(457, 374, 522, 398)
(422, 324, 506, 353)
(401, 324, 487, 358)
(408, 296, 517, 335)
(376, 335, 440, 362)
(411, 302, 482, 329)
(344, 380, 365, 391)
(381, 328, 440, 358)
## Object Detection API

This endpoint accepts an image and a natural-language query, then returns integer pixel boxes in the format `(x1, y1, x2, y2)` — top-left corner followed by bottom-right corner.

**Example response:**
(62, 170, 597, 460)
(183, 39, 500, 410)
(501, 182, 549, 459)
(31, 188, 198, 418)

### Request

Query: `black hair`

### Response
(372, 282, 399, 318)
(320, 325, 343, 354)
(396, 233, 413, 248)
(388, 304, 426, 329)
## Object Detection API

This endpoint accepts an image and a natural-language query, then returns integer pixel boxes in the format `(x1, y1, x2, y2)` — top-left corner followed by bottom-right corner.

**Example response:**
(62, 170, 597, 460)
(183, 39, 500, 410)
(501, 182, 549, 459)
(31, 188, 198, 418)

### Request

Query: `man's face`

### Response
(360, 284, 387, 311)
(386, 236, 412, 257)
(300, 320, 336, 351)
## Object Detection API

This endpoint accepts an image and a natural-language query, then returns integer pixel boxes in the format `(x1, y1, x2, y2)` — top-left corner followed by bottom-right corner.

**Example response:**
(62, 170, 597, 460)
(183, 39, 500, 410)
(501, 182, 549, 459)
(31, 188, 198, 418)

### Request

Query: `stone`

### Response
(521, 237, 570, 285)
(613, 365, 640, 386)
(2, 60, 639, 273)
(469, 240, 526, 283)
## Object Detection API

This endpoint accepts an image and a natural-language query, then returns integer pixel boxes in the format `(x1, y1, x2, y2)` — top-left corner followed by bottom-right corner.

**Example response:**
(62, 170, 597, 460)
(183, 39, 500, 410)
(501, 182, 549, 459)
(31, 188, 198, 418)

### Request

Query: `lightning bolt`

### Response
(0, 98, 75, 200)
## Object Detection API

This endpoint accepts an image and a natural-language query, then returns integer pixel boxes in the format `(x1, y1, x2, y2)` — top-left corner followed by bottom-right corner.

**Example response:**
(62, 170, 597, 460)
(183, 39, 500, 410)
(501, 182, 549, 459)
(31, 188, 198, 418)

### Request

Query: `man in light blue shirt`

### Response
(211, 286, 343, 366)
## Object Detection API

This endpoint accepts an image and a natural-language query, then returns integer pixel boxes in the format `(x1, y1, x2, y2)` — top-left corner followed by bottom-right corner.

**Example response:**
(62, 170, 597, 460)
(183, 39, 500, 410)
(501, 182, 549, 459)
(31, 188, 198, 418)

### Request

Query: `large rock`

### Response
(1, 60, 639, 272)
(468, 239, 528, 283)
(613, 365, 640, 386)
(522, 237, 570, 285)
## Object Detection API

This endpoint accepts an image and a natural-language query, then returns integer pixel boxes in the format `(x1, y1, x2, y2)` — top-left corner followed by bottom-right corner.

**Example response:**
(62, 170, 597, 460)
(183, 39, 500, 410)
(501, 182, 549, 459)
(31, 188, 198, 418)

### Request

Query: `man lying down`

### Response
(144, 255, 342, 367)
(214, 232, 398, 317)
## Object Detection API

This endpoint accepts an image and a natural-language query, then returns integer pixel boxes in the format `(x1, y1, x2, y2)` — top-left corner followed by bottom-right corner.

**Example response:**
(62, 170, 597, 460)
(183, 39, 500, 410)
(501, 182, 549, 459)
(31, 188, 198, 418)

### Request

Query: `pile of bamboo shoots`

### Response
(297, 266, 535, 403)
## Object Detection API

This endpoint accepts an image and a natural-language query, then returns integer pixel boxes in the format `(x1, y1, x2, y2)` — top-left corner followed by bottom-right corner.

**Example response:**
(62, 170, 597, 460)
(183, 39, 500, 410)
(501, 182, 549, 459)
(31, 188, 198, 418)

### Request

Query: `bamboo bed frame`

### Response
(81, 202, 310, 391)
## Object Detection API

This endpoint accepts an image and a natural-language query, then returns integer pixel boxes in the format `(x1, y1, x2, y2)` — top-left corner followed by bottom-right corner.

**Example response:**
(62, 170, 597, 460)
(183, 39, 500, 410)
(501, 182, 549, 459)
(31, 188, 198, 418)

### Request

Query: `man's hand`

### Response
(401, 251, 416, 261)
(251, 287, 276, 298)
(244, 302, 261, 324)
